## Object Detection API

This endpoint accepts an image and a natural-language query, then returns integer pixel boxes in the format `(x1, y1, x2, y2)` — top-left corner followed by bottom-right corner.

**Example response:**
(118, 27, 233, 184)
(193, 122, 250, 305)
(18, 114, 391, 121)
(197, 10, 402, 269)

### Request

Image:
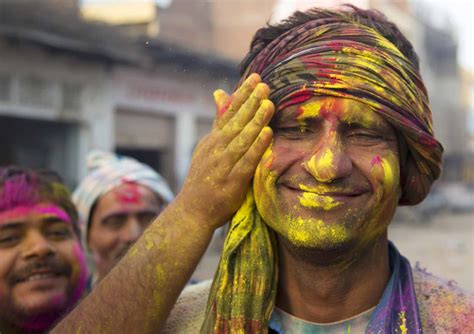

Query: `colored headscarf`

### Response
(202, 8, 442, 333)
(73, 150, 174, 240)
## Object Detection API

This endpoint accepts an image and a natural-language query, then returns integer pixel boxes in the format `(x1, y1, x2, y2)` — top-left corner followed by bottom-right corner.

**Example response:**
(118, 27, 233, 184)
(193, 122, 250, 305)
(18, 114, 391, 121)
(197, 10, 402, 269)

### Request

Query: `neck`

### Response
(275, 233, 390, 323)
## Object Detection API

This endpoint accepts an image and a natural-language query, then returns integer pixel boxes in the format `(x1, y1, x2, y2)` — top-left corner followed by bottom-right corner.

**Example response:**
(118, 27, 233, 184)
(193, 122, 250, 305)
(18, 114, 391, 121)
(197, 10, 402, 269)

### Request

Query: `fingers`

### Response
(214, 73, 261, 130)
(224, 99, 274, 166)
(212, 89, 230, 129)
(219, 82, 270, 146)
(229, 126, 273, 179)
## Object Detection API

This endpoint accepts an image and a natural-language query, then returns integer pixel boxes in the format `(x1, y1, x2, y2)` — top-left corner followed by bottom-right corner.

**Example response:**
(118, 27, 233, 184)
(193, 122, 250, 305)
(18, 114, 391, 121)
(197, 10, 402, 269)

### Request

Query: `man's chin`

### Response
(6, 295, 70, 331)
(15, 289, 71, 314)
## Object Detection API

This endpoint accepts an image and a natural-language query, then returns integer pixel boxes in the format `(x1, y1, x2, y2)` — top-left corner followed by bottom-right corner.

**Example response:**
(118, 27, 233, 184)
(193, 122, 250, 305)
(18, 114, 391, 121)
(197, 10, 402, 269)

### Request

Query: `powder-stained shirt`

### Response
(162, 266, 473, 333)
(268, 306, 375, 334)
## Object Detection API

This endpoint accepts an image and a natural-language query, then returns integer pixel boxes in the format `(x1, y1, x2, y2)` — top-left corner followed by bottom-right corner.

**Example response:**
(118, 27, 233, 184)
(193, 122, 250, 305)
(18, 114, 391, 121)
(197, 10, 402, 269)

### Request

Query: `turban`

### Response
(202, 9, 443, 333)
(73, 150, 173, 239)
(241, 17, 443, 205)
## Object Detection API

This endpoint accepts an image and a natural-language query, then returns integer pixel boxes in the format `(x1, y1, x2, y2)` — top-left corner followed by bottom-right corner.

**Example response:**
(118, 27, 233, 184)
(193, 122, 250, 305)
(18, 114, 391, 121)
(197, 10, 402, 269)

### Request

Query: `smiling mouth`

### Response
(284, 184, 368, 197)
(16, 270, 66, 284)
(281, 184, 369, 211)
(22, 272, 63, 282)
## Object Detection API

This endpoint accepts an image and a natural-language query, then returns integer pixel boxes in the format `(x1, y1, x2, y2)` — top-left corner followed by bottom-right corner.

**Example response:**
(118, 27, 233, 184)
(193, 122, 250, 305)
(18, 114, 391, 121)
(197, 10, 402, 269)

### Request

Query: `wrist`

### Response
(166, 193, 219, 237)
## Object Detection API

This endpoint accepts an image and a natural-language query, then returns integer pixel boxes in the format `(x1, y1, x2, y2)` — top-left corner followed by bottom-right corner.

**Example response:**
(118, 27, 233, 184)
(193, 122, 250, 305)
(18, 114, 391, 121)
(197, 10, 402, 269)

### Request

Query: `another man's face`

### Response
(88, 183, 163, 280)
(0, 203, 88, 331)
(254, 96, 400, 251)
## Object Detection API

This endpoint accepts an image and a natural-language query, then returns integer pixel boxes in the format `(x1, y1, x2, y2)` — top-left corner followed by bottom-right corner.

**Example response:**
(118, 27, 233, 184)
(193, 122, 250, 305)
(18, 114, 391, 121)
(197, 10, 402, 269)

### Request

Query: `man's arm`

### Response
(52, 73, 274, 333)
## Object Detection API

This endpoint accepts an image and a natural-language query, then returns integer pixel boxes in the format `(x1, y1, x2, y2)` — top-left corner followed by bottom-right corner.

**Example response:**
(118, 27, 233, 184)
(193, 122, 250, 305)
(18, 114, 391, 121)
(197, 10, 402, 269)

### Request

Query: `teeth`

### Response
(25, 273, 57, 281)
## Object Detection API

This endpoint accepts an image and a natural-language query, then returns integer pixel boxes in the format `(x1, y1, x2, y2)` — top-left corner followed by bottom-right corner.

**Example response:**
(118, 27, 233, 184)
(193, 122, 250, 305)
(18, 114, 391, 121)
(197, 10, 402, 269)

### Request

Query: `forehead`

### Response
(0, 203, 72, 225)
(280, 96, 389, 127)
(95, 183, 161, 212)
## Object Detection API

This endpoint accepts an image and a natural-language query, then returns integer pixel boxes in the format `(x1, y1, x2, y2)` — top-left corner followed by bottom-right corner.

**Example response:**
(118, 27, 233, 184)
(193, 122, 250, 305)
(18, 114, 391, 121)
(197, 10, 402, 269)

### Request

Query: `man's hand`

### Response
(177, 73, 274, 231)
(51, 73, 274, 334)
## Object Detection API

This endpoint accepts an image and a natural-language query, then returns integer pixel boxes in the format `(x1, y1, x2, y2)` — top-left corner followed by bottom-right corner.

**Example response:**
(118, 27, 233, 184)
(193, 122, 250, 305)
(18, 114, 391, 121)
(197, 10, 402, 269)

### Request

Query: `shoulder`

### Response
(413, 264, 474, 333)
(162, 280, 212, 333)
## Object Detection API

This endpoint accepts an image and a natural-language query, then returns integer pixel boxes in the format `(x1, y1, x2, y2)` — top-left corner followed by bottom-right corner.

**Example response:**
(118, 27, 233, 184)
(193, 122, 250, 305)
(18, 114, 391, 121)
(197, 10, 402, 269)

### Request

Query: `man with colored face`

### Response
(0, 167, 88, 333)
(73, 150, 173, 283)
(54, 5, 472, 334)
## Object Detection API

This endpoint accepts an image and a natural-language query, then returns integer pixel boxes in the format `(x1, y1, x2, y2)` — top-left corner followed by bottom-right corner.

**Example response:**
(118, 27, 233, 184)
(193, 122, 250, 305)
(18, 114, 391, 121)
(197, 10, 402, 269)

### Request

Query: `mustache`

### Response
(8, 258, 72, 285)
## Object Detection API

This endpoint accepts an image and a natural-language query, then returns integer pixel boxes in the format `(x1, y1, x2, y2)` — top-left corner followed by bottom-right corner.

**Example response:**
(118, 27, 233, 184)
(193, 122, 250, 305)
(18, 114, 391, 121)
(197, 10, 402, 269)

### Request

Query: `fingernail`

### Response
(248, 73, 261, 85)
(213, 89, 224, 101)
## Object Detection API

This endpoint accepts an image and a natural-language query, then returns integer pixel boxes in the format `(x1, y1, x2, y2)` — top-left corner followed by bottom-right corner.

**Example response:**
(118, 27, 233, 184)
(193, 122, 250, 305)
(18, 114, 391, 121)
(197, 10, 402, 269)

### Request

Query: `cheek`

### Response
(369, 153, 400, 195)
(0, 251, 16, 297)
(88, 227, 119, 256)
(70, 242, 88, 302)
(266, 140, 306, 172)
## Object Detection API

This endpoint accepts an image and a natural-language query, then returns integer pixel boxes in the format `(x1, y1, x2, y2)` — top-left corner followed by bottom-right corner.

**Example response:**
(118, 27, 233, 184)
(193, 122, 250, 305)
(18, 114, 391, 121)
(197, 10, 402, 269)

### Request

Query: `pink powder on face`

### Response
(36, 205, 72, 224)
(20, 231, 88, 332)
(0, 205, 36, 224)
(70, 242, 89, 304)
(115, 182, 144, 205)
(371, 155, 383, 165)
(0, 204, 72, 225)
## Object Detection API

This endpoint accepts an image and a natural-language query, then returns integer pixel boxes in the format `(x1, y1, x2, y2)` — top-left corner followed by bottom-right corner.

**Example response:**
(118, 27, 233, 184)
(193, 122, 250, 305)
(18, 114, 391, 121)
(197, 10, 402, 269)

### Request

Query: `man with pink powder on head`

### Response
(0, 166, 88, 334)
(73, 150, 173, 283)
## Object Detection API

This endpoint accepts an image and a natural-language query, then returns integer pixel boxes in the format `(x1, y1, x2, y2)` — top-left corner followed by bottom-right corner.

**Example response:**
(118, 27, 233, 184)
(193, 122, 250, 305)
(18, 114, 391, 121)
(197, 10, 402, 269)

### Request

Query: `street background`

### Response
(0, 0, 472, 291)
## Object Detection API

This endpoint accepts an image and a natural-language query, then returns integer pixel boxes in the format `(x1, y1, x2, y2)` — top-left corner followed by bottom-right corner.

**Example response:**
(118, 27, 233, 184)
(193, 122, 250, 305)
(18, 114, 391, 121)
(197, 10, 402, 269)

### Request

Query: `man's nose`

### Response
(22, 230, 55, 260)
(120, 216, 144, 243)
(303, 130, 352, 182)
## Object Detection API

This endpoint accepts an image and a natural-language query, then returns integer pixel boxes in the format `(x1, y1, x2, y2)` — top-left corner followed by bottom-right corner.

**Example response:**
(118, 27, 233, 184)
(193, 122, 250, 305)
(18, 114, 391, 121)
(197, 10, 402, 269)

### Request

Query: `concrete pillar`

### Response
(175, 112, 196, 188)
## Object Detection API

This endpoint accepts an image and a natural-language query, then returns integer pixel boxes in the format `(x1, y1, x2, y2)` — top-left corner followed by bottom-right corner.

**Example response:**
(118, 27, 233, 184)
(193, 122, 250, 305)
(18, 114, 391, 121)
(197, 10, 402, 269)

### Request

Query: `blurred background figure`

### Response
(0, 0, 472, 290)
(0, 167, 88, 333)
(73, 150, 173, 283)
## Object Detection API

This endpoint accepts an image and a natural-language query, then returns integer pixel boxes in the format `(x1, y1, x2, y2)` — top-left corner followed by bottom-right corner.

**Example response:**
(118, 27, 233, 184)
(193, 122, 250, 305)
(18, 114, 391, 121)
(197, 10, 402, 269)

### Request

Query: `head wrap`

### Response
(202, 8, 443, 333)
(73, 150, 174, 239)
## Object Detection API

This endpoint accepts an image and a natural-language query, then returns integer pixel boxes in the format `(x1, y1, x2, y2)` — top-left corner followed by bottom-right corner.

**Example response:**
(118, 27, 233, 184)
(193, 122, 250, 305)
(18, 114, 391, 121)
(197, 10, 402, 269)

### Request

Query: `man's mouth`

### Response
(281, 183, 370, 210)
(16, 269, 66, 284)
(10, 261, 71, 286)
(285, 184, 367, 196)
(22, 271, 63, 282)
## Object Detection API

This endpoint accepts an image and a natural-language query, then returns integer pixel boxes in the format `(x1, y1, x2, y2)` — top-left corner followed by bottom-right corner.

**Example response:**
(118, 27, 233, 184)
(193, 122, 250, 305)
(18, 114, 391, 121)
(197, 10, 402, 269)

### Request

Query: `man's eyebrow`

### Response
(42, 216, 70, 224)
(101, 209, 160, 222)
(101, 212, 128, 223)
(0, 222, 24, 229)
(342, 112, 387, 129)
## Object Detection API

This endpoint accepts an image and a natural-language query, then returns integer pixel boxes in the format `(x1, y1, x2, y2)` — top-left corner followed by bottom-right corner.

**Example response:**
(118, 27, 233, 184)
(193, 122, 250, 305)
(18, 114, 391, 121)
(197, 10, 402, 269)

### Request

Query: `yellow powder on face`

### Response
(298, 183, 345, 194)
(340, 104, 378, 128)
(381, 157, 396, 190)
(287, 217, 348, 247)
(297, 100, 324, 120)
(306, 147, 336, 182)
(299, 192, 341, 210)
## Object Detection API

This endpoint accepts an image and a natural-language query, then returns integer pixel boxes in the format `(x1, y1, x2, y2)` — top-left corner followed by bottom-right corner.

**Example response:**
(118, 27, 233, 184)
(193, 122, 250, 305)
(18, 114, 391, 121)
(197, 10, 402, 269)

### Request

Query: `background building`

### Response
(0, 0, 238, 190)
